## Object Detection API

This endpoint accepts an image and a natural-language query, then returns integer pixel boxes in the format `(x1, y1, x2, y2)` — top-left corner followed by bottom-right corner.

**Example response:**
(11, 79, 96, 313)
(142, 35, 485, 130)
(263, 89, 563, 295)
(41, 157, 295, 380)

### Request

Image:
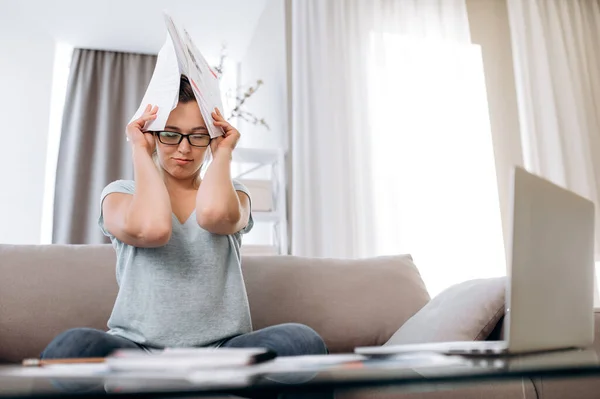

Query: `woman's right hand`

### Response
(126, 104, 158, 155)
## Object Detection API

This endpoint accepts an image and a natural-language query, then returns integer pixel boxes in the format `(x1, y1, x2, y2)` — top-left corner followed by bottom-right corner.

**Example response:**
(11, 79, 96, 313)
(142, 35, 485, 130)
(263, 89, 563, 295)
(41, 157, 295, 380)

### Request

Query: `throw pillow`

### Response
(385, 277, 506, 345)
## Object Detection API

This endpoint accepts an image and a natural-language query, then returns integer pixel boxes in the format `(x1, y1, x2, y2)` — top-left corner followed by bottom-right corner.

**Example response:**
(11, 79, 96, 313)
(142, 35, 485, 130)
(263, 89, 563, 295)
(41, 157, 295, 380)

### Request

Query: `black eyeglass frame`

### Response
(144, 131, 212, 148)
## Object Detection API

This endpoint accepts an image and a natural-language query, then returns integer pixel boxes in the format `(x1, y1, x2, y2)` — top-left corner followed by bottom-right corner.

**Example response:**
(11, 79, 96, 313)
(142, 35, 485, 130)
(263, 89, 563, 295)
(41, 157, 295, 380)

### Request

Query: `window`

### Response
(41, 42, 73, 244)
(367, 34, 506, 296)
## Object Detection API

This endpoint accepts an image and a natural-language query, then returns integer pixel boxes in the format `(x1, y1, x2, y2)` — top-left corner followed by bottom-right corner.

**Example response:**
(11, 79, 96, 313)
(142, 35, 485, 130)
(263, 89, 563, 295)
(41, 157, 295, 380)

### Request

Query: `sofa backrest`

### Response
(0, 244, 430, 362)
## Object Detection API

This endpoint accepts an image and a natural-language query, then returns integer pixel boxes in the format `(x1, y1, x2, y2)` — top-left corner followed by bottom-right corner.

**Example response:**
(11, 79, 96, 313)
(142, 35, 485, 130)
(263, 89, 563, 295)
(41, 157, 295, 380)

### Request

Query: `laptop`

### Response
(356, 166, 596, 356)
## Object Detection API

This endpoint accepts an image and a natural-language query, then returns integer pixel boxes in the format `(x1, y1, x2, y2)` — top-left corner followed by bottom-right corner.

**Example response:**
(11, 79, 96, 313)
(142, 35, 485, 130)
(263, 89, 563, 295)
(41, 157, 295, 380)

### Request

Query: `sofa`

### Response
(1, 244, 599, 398)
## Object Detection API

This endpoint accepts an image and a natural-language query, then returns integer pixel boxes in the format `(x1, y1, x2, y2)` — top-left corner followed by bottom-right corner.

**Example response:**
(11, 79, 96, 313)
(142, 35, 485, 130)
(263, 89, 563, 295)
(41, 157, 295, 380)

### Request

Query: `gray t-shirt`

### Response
(98, 179, 254, 348)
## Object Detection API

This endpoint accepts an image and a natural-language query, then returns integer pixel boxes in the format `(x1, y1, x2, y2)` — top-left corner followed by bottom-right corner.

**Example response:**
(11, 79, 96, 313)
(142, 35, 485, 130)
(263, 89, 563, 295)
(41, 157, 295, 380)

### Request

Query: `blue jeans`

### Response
(41, 323, 328, 359)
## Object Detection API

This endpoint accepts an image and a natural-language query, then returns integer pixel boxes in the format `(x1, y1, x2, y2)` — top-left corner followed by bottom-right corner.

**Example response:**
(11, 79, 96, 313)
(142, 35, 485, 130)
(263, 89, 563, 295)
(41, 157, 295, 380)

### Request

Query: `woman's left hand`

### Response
(211, 108, 240, 155)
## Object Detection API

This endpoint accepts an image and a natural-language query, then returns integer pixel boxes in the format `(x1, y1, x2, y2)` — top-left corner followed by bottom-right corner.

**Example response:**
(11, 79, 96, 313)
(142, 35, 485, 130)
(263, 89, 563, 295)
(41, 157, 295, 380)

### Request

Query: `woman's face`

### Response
(155, 101, 210, 181)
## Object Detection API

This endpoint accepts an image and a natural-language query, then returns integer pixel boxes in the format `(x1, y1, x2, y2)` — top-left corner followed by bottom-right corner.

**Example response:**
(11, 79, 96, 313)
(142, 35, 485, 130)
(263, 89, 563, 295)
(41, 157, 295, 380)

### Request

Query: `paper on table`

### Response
(106, 347, 275, 372)
(129, 11, 224, 138)
(2, 364, 109, 378)
(264, 354, 366, 369)
(184, 355, 360, 387)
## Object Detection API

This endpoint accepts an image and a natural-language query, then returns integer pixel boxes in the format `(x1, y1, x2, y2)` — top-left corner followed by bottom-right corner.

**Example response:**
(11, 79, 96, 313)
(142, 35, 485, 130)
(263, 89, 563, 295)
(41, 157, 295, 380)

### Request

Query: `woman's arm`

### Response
(103, 105, 173, 246)
(196, 109, 250, 235)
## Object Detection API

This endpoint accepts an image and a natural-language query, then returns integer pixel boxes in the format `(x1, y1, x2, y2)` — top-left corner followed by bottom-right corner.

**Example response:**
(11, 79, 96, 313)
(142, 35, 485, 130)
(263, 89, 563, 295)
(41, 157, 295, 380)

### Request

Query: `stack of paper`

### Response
(130, 11, 225, 138)
(106, 347, 276, 372)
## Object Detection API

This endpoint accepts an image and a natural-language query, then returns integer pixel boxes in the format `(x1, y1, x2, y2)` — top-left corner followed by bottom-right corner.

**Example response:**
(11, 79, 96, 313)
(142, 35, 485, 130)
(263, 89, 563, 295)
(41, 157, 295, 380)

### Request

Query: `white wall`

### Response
(237, 0, 288, 151)
(0, 2, 55, 244)
(466, 0, 524, 258)
(234, 0, 288, 248)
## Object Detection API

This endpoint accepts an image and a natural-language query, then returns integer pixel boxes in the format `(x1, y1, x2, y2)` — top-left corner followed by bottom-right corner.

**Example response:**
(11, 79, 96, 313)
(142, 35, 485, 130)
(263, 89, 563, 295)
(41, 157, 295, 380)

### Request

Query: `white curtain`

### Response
(368, 35, 506, 296)
(290, 0, 473, 259)
(291, 0, 377, 258)
(507, 0, 600, 259)
(291, 0, 507, 296)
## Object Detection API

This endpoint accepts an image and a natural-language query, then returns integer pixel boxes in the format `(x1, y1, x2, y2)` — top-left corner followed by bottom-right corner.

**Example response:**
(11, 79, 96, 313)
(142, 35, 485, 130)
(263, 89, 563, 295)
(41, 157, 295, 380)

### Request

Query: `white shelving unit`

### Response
(231, 148, 288, 255)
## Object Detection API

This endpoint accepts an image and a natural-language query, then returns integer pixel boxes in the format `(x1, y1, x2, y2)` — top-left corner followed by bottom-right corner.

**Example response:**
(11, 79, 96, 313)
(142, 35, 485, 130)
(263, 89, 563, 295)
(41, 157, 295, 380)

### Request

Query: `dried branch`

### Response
(213, 44, 227, 78)
(230, 108, 270, 130)
(211, 45, 269, 131)
(228, 80, 264, 120)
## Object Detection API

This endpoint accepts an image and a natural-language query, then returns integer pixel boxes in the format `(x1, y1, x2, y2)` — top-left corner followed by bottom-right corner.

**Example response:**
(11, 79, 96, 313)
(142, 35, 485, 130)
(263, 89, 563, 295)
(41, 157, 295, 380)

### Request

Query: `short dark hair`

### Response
(179, 75, 195, 103)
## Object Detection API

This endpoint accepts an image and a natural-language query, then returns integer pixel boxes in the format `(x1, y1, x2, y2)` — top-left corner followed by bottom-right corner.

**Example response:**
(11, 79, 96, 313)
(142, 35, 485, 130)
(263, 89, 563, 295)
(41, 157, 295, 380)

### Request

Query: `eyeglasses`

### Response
(150, 131, 211, 148)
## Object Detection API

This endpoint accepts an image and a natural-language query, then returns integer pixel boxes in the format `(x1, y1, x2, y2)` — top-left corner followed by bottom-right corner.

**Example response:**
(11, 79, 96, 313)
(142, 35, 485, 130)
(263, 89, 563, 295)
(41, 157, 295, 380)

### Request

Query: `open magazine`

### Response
(129, 11, 224, 138)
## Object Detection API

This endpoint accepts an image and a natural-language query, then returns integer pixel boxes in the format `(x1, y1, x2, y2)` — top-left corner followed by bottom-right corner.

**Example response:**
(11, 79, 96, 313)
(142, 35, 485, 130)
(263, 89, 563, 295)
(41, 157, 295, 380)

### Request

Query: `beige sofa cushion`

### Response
(0, 244, 119, 363)
(385, 277, 506, 345)
(0, 245, 430, 362)
(243, 254, 430, 353)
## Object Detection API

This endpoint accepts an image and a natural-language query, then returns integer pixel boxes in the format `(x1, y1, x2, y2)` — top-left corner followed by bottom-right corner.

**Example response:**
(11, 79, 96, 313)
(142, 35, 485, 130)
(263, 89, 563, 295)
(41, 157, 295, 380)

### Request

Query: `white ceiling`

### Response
(5, 0, 269, 62)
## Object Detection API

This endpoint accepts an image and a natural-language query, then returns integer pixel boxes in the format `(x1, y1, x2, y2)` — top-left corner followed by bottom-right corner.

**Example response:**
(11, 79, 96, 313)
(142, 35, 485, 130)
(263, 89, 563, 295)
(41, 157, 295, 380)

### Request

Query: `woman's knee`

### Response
(277, 323, 328, 356)
(41, 328, 134, 359)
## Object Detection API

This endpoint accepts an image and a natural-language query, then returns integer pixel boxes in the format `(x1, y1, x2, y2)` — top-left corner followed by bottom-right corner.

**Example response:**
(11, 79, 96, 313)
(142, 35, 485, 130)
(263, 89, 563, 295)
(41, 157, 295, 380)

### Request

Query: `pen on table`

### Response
(22, 357, 106, 367)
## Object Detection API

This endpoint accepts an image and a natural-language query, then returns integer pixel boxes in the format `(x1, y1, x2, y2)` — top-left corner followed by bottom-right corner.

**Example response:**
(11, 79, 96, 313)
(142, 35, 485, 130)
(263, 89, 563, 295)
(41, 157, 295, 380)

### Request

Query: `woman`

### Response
(41, 75, 327, 359)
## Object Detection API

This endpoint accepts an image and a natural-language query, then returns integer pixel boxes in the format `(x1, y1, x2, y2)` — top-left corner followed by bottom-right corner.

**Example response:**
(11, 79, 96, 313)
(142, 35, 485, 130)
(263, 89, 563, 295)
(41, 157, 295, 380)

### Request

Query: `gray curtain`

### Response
(53, 49, 156, 244)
